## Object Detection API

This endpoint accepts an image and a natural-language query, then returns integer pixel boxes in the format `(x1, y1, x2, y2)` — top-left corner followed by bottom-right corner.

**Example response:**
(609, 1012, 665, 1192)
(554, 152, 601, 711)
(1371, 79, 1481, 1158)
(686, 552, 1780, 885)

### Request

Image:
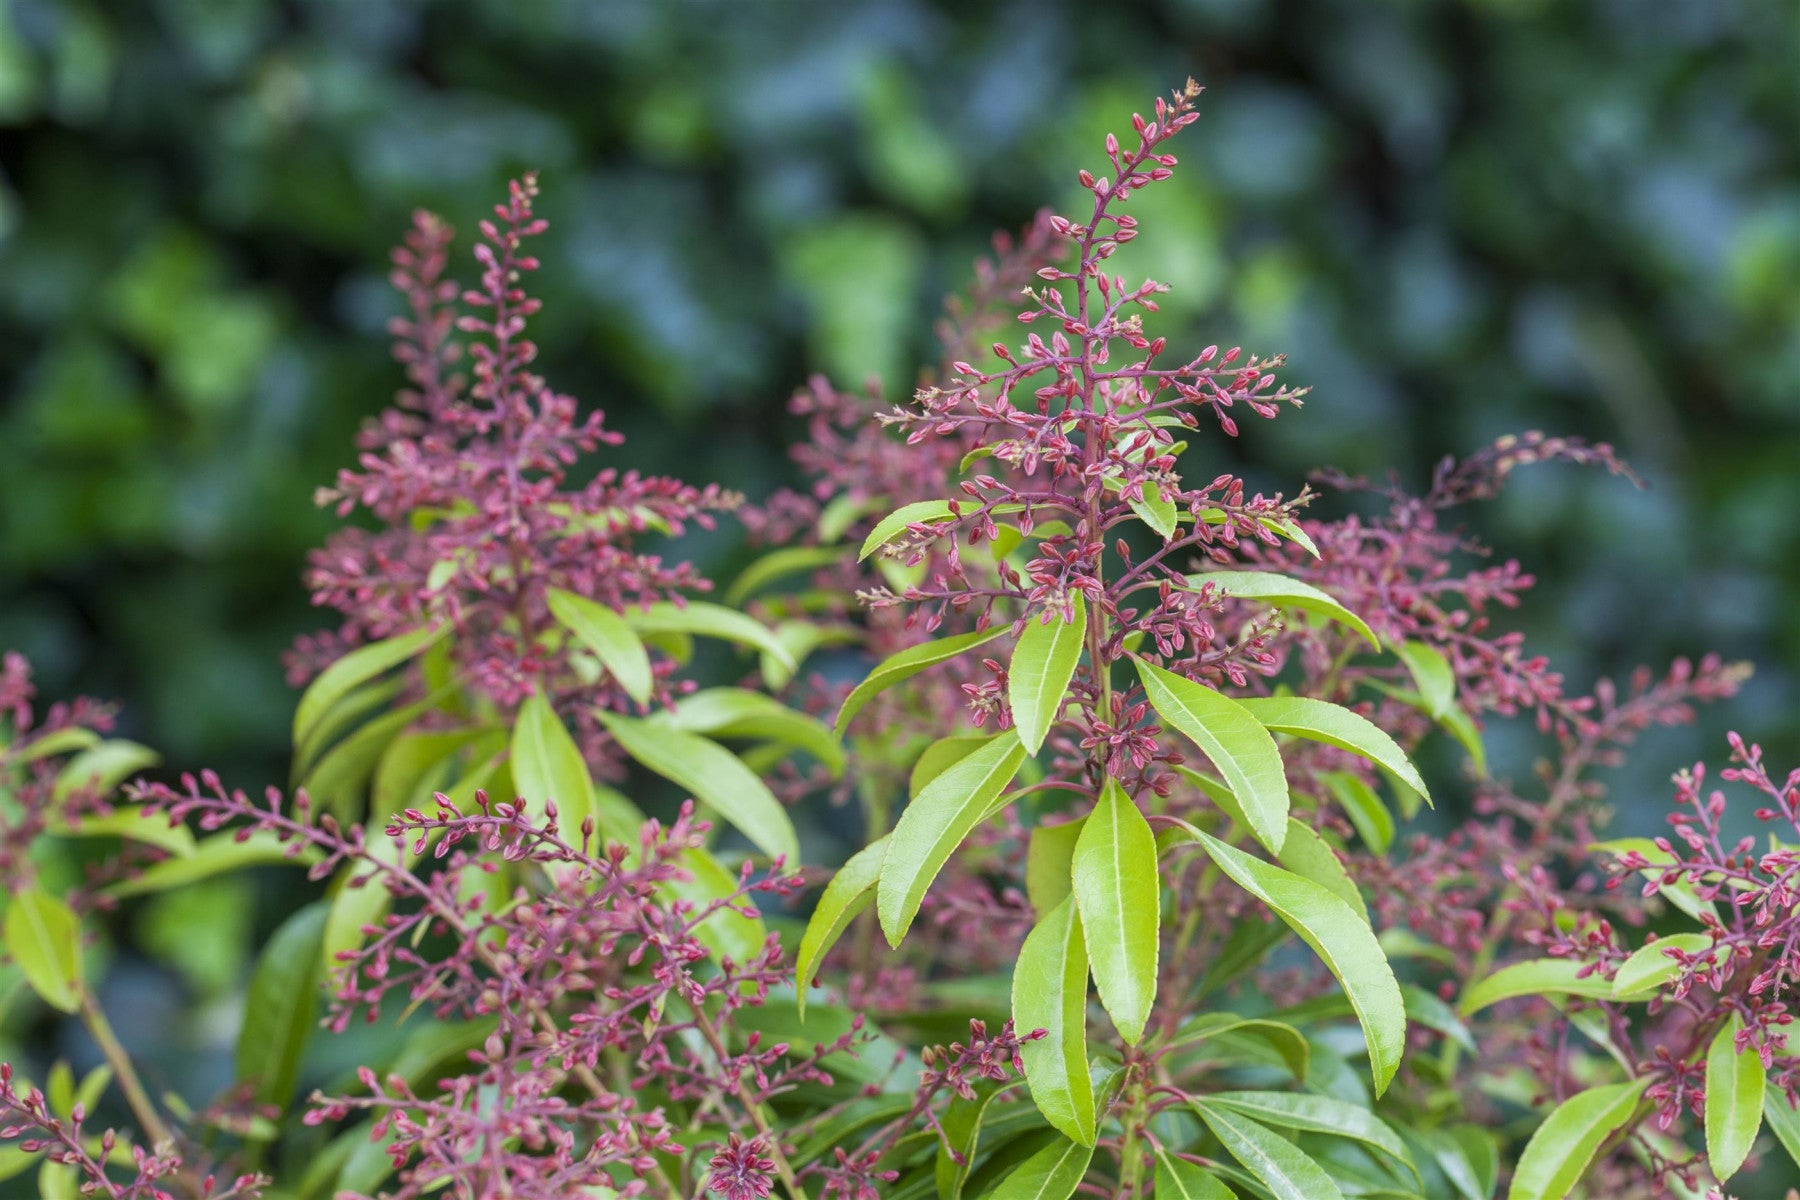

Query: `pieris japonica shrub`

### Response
(1, 80, 1792, 1200)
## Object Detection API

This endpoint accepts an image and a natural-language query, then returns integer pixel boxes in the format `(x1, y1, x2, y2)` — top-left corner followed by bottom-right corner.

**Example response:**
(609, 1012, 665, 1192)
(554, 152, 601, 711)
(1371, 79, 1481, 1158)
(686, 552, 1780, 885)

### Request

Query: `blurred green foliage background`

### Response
(2, 0, 1796, 803)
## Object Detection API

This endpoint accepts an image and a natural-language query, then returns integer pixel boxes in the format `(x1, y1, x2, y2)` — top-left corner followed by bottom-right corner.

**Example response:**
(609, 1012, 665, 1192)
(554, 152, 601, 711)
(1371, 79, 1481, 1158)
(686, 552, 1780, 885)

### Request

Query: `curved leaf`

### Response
(860, 499, 959, 560)
(1026, 818, 1085, 916)
(547, 588, 654, 706)
(724, 545, 847, 605)
(1704, 1014, 1763, 1181)
(1135, 658, 1289, 854)
(105, 830, 322, 899)
(1240, 696, 1428, 804)
(1207, 1091, 1412, 1171)
(511, 694, 599, 842)
(51, 740, 160, 803)
(1393, 641, 1456, 720)
(1610, 933, 1715, 998)
(1009, 594, 1086, 756)
(1318, 771, 1396, 855)
(622, 601, 794, 669)
(597, 712, 800, 864)
(237, 901, 327, 1109)
(795, 837, 886, 1019)
(1177, 825, 1404, 1095)
(877, 731, 1025, 943)
(912, 734, 999, 798)
(654, 687, 845, 777)
(1130, 482, 1178, 541)
(1507, 1078, 1649, 1200)
(1013, 898, 1094, 1146)
(4, 888, 82, 1012)
(1071, 779, 1159, 1044)
(1152, 1147, 1233, 1200)
(936, 1082, 1002, 1200)
(1763, 1076, 1800, 1174)
(1194, 1102, 1346, 1200)
(1276, 819, 1367, 920)
(1190, 571, 1378, 649)
(988, 1133, 1092, 1200)
(836, 627, 1010, 734)
(1460, 959, 1615, 1017)
(293, 624, 447, 753)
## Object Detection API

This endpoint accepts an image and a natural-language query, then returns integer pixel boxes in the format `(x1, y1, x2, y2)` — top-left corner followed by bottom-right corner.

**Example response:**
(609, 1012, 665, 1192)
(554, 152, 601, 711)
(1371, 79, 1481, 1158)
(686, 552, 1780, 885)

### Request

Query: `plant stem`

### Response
(78, 990, 174, 1149)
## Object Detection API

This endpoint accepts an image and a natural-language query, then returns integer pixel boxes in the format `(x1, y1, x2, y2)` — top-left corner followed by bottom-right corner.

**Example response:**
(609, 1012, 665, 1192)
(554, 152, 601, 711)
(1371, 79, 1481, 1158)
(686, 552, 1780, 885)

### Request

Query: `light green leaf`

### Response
(836, 626, 1010, 734)
(988, 1133, 1093, 1200)
(236, 902, 327, 1110)
(1507, 1077, 1649, 1200)
(936, 1082, 1002, 1200)
(1166, 1012, 1310, 1080)
(760, 620, 858, 690)
(1611, 933, 1715, 998)
(7, 726, 101, 763)
(878, 731, 1025, 943)
(654, 687, 845, 777)
(1013, 898, 1094, 1146)
(1009, 593, 1086, 756)
(1207, 1091, 1412, 1171)
(293, 625, 447, 753)
(1130, 482, 1178, 540)
(724, 545, 846, 605)
(1704, 1014, 1762, 1181)
(1134, 658, 1289, 854)
(622, 601, 794, 669)
(1240, 697, 1428, 805)
(1276, 819, 1366, 920)
(1175, 825, 1404, 1095)
(105, 831, 322, 899)
(1071, 779, 1159, 1044)
(860, 499, 958, 560)
(1152, 1146, 1233, 1200)
(1195, 1102, 1346, 1200)
(1393, 642, 1455, 720)
(912, 734, 999, 798)
(1460, 959, 1616, 1017)
(597, 712, 799, 864)
(511, 694, 599, 842)
(1026, 818, 1085, 916)
(547, 588, 654, 706)
(51, 740, 160, 803)
(50, 807, 195, 857)
(796, 837, 886, 1019)
(1318, 771, 1397, 856)
(1762, 1076, 1800, 1174)
(1191, 571, 1379, 649)
(4, 888, 82, 1012)
(299, 685, 454, 820)
(1590, 838, 1718, 923)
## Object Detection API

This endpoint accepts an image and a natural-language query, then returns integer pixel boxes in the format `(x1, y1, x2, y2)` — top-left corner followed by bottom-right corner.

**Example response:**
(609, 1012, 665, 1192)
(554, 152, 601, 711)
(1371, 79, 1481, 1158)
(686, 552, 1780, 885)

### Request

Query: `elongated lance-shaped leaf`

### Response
(1189, 570, 1379, 649)
(989, 1133, 1093, 1200)
(1170, 823, 1405, 1095)
(935, 1081, 1002, 1200)
(1276, 818, 1367, 920)
(1206, 1091, 1413, 1173)
(1239, 696, 1429, 804)
(511, 694, 599, 842)
(1071, 778, 1159, 1044)
(912, 733, 999, 798)
(597, 712, 799, 864)
(546, 588, 654, 706)
(236, 901, 327, 1110)
(795, 837, 886, 1019)
(1009, 592, 1086, 756)
(1134, 657, 1289, 854)
(878, 730, 1025, 943)
(1705, 1013, 1763, 1181)
(622, 601, 794, 669)
(1459, 958, 1617, 1016)
(293, 624, 447, 753)
(724, 544, 847, 605)
(1507, 1077, 1649, 1200)
(1610, 933, 1715, 998)
(1012, 897, 1094, 1146)
(836, 626, 1010, 734)
(1152, 1148, 1233, 1200)
(105, 830, 323, 898)
(860, 499, 959, 560)
(653, 686, 845, 777)
(1762, 1077, 1800, 1174)
(1026, 818, 1085, 916)
(1130, 481, 1178, 540)
(1194, 1102, 1346, 1200)
(1394, 641, 1456, 720)
(5, 887, 82, 1012)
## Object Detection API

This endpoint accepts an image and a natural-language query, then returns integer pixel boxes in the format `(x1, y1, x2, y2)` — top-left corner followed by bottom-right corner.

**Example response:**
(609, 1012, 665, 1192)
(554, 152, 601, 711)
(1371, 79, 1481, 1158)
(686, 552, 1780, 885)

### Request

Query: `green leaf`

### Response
(4, 888, 82, 1012)
(1460, 959, 1616, 1017)
(1026, 818, 1085, 916)
(299, 685, 453, 819)
(1070, 779, 1159, 1044)
(1704, 1014, 1762, 1181)
(1152, 1147, 1233, 1200)
(1166, 1012, 1310, 1080)
(1130, 482, 1178, 540)
(988, 1133, 1092, 1200)
(878, 731, 1025, 944)
(1589, 838, 1717, 923)
(51, 740, 159, 803)
(1013, 898, 1094, 1146)
(1134, 658, 1289, 854)
(1194, 1102, 1346, 1200)
(622, 601, 794, 669)
(912, 734, 999, 798)
(1393, 642, 1455, 720)
(510, 694, 598, 842)
(1610, 933, 1714, 998)
(292, 625, 447, 753)
(1401, 984, 1478, 1054)
(49, 806, 195, 857)
(1207, 1091, 1412, 1171)
(1174, 825, 1404, 1095)
(105, 830, 322, 899)
(1438, 705, 1488, 776)
(1762, 1076, 1800, 1174)
(547, 588, 654, 706)
(7, 726, 101, 763)
(1240, 697, 1428, 805)
(1190, 571, 1378, 649)
(1507, 1077, 1649, 1200)
(836, 627, 1010, 734)
(236, 901, 327, 1110)
(1009, 594, 1086, 756)
(860, 499, 958, 560)
(597, 712, 800, 863)
(936, 1082, 1002, 1200)
(1318, 771, 1397, 856)
(1276, 819, 1367, 920)
(654, 687, 845, 777)
(795, 837, 886, 1019)
(724, 545, 847, 605)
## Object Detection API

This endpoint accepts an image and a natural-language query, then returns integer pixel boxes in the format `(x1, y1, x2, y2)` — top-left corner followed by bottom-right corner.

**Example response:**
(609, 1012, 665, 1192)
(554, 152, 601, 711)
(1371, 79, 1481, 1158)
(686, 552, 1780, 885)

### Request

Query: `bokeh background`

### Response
(2, 0, 1799, 1113)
